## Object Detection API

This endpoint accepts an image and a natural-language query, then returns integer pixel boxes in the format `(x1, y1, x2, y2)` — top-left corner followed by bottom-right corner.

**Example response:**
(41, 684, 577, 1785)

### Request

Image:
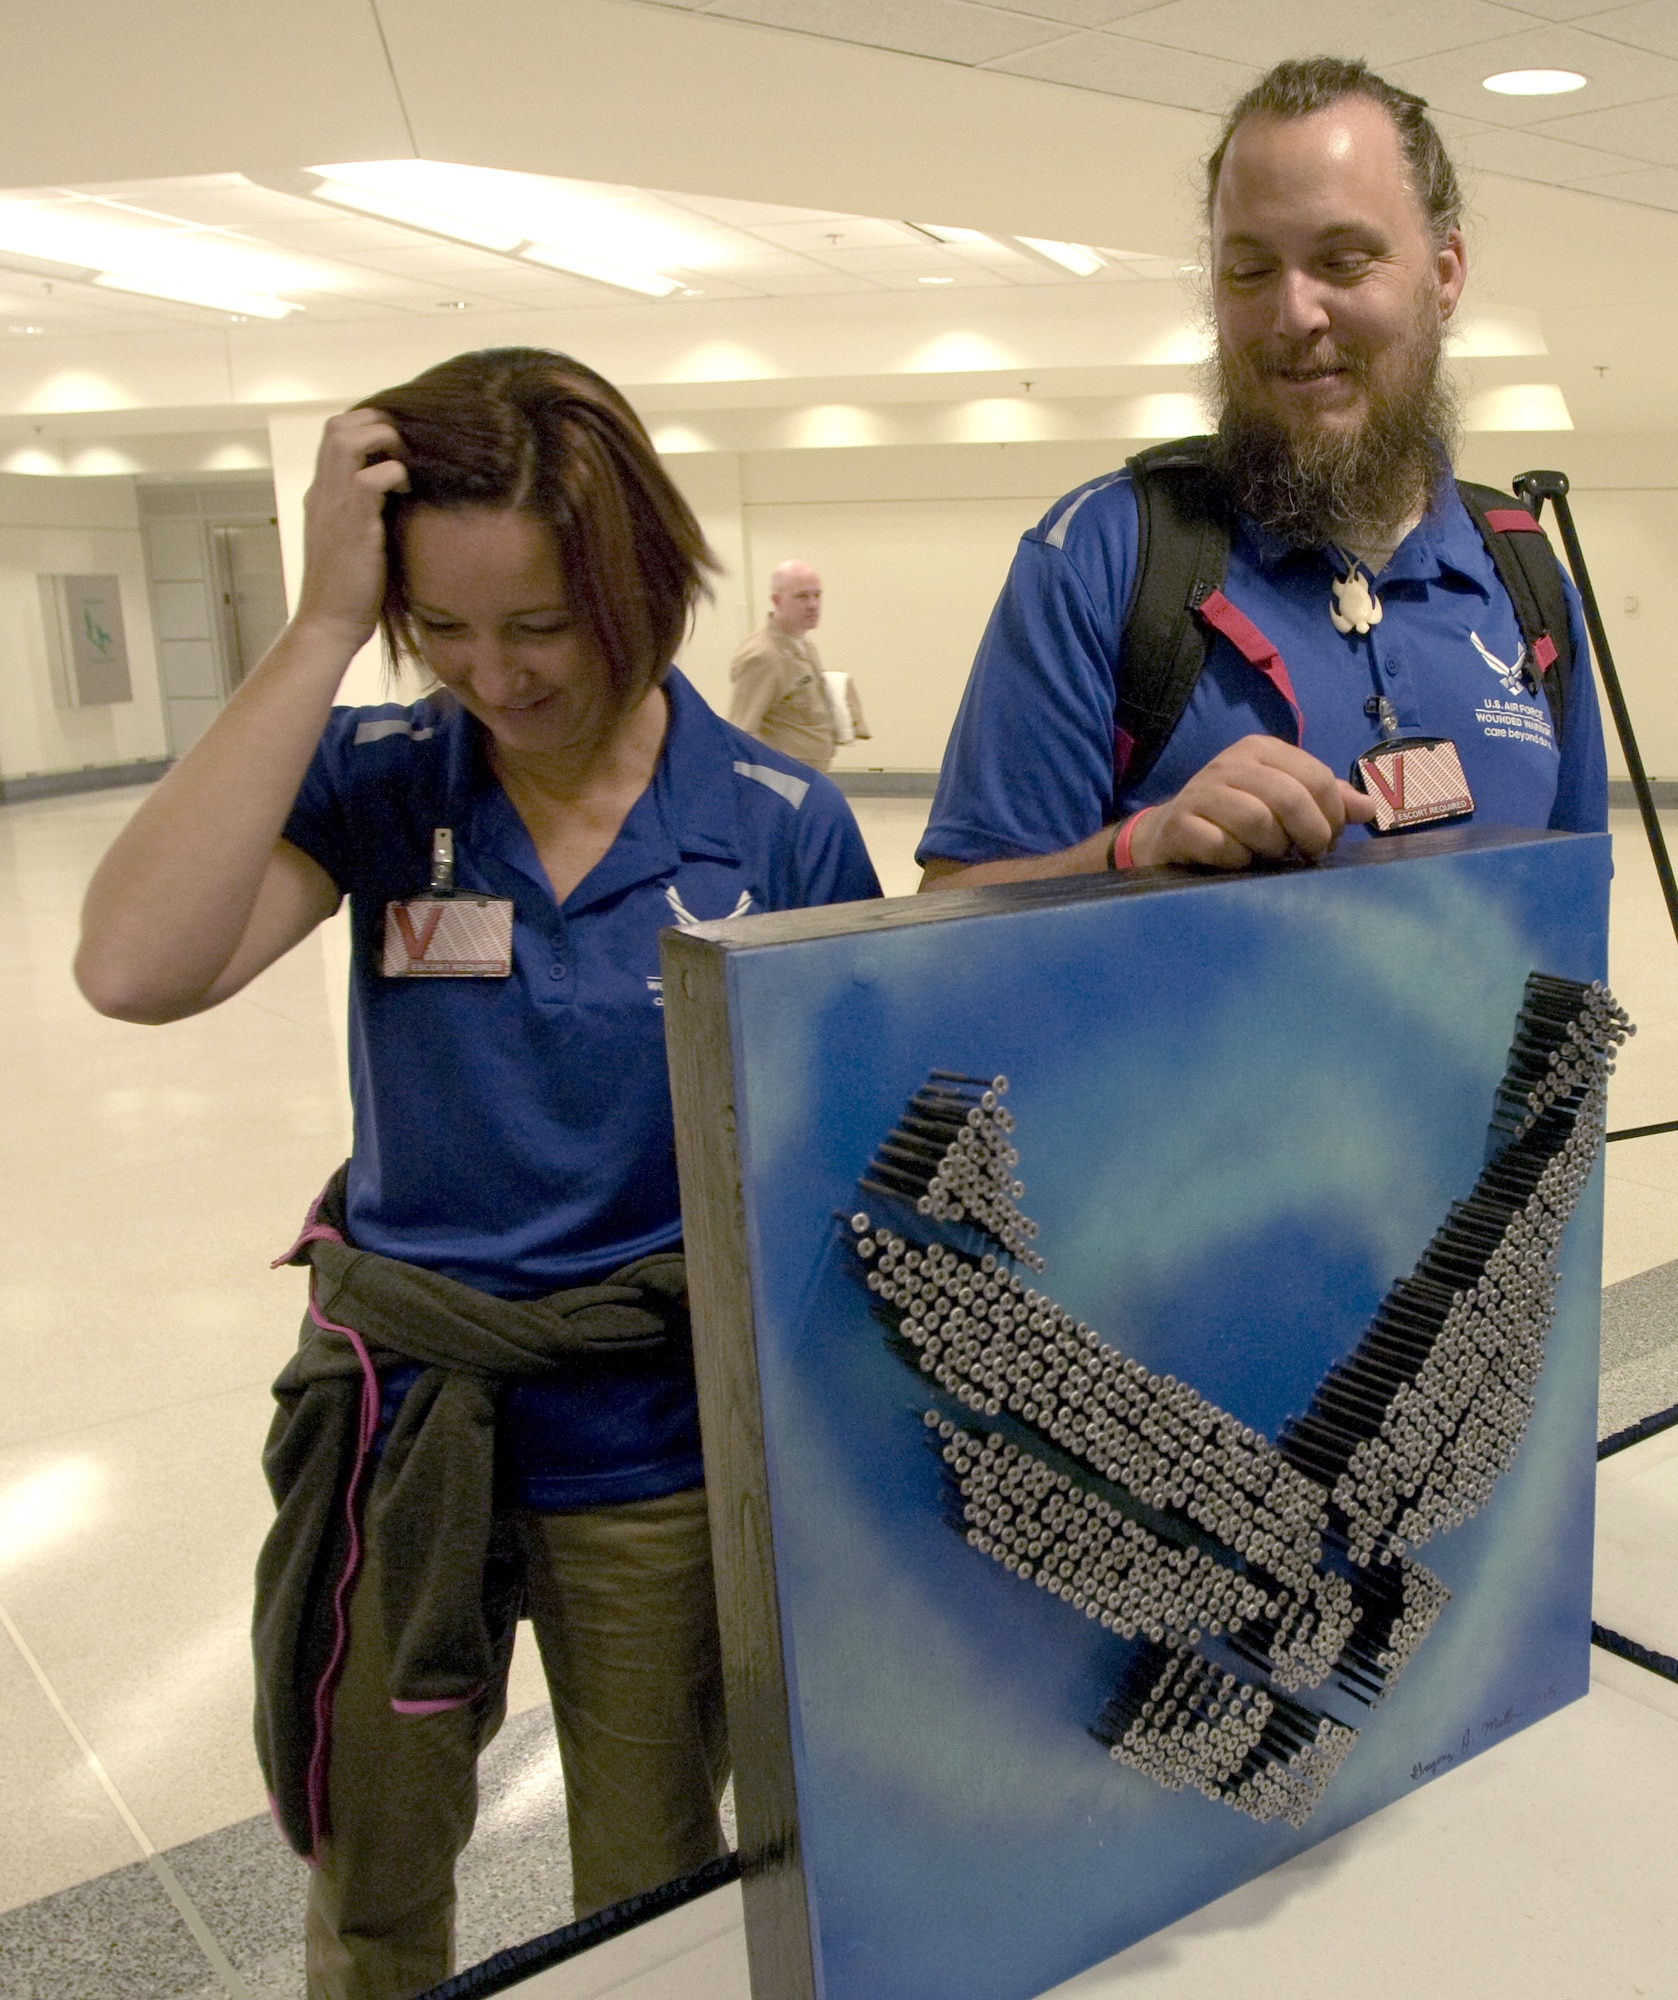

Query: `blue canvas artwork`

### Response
(664, 827, 1619, 2000)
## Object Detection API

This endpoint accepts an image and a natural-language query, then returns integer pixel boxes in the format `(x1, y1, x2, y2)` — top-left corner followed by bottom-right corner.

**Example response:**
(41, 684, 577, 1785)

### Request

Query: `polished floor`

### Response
(0, 790, 1674, 1998)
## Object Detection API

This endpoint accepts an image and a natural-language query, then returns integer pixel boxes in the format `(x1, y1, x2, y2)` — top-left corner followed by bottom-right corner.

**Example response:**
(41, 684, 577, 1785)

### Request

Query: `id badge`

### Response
(381, 826, 514, 977)
(381, 895, 513, 977)
(1350, 736, 1475, 836)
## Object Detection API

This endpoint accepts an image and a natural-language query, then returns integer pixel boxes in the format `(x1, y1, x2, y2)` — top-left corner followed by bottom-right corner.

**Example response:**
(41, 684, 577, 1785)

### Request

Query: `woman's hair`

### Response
(357, 347, 718, 707)
(1204, 56, 1462, 246)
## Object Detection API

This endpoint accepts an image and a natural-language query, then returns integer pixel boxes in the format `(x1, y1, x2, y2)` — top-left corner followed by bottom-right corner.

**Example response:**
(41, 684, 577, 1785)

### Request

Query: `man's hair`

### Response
(1205, 56, 1463, 245)
(358, 347, 717, 707)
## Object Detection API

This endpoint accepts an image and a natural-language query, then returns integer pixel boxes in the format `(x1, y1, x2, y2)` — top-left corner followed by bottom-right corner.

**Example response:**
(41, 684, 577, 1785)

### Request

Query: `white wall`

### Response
(267, 406, 387, 708)
(741, 494, 1040, 773)
(0, 474, 167, 781)
(256, 413, 1678, 780)
(1459, 436, 1678, 784)
(663, 452, 753, 719)
(1542, 490, 1678, 785)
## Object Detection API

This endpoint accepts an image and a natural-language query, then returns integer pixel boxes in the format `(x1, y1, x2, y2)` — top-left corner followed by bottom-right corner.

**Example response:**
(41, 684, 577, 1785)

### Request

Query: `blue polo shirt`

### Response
(283, 667, 880, 1506)
(919, 470, 1607, 864)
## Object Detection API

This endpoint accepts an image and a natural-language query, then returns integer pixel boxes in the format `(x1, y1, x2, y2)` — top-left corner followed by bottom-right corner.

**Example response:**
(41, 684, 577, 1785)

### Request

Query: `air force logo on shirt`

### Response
(1471, 630, 1535, 700)
(663, 884, 756, 928)
(1471, 630, 1555, 752)
(648, 884, 758, 1007)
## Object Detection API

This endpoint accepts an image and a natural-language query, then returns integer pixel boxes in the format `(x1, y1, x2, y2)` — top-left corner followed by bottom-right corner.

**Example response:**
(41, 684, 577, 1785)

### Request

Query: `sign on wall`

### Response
(42, 573, 133, 706)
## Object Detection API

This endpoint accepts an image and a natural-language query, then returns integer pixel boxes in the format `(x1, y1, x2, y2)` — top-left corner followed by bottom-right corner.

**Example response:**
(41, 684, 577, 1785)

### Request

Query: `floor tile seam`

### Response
(205, 1002, 344, 1053)
(0, 1372, 288, 1458)
(0, 1591, 255, 1997)
(228, 987, 342, 1040)
(1604, 1154, 1678, 1182)
(1601, 1161, 1678, 1194)
(0, 1144, 344, 1214)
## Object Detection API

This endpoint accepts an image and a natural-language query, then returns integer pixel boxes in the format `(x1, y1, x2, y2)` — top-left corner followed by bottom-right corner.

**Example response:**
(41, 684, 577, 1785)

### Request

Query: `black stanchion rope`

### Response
(1591, 1622, 1678, 1688)
(1598, 1397, 1678, 1459)
(414, 1850, 742, 2000)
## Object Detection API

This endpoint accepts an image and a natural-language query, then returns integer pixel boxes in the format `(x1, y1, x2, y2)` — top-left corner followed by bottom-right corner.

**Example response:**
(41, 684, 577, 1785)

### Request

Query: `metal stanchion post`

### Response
(1514, 470, 1678, 1147)
(1514, 469, 1678, 944)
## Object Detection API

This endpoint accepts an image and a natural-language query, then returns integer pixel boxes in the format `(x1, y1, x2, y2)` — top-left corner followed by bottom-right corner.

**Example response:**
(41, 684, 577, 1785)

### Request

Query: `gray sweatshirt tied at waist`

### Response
(252, 1165, 692, 1861)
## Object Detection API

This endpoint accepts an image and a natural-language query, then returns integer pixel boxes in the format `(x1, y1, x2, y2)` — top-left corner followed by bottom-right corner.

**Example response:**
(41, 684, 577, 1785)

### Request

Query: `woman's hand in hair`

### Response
(296, 408, 410, 651)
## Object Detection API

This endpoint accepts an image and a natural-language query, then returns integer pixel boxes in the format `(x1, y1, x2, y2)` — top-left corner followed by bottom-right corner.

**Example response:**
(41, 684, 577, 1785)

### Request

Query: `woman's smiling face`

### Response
(401, 506, 617, 757)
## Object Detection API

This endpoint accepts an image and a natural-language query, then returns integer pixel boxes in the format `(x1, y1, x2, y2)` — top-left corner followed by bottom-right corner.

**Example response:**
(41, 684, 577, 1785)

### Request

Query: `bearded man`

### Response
(917, 56, 1605, 888)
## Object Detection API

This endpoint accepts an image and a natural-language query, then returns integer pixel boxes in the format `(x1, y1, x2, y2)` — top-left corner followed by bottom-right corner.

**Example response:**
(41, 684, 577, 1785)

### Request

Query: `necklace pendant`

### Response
(1331, 567, 1383, 636)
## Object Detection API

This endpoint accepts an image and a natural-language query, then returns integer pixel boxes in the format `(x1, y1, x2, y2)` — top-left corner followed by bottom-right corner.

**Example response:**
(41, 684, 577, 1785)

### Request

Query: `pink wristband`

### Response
(1107, 808, 1153, 871)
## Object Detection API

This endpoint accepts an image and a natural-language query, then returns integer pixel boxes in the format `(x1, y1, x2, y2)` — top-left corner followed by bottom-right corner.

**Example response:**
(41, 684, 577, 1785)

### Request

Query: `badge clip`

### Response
(429, 827, 456, 898)
(382, 827, 514, 978)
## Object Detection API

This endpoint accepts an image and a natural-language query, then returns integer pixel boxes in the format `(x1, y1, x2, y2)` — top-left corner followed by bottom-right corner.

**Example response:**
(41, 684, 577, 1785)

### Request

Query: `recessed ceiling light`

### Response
(438, 299, 471, 310)
(918, 275, 955, 285)
(1483, 69, 1587, 96)
(679, 287, 705, 298)
(1016, 236, 1104, 277)
(8, 323, 43, 335)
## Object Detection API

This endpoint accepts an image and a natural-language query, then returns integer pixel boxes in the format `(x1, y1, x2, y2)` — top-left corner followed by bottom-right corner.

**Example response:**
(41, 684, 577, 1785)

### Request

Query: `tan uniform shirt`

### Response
(728, 622, 839, 771)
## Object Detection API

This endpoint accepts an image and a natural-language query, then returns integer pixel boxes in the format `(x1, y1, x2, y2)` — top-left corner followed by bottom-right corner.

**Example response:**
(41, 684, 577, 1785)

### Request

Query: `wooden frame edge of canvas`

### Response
(661, 926, 818, 2000)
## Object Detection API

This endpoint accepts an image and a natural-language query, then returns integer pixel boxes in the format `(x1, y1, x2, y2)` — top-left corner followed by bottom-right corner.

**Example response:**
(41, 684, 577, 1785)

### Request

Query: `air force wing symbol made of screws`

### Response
(843, 975, 1630, 1829)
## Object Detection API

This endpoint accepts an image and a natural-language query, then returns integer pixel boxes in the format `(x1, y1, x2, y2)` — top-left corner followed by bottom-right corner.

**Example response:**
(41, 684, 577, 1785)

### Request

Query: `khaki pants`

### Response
(303, 1486, 729, 2000)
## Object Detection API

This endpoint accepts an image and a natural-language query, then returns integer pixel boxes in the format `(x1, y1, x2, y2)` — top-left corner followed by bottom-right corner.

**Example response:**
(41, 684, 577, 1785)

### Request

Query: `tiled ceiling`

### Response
(0, 170, 1179, 340)
(637, 0, 1678, 214)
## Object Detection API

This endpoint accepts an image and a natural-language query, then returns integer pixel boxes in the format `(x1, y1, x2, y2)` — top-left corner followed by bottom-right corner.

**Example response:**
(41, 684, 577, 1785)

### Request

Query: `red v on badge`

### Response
(392, 902, 445, 962)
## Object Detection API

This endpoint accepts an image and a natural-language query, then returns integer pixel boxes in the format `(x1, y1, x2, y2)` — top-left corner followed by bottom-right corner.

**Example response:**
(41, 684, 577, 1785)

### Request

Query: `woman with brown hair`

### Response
(76, 347, 879, 1998)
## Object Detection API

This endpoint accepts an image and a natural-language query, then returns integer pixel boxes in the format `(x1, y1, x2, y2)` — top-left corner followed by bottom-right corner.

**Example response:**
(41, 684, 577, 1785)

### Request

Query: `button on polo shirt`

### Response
(920, 473, 1606, 867)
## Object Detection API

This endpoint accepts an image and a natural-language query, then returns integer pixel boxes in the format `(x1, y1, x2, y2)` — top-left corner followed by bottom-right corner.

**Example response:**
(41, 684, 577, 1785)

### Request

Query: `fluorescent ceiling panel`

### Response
(92, 272, 297, 317)
(0, 198, 305, 316)
(1467, 383, 1574, 430)
(519, 243, 680, 296)
(311, 179, 523, 252)
(310, 160, 695, 296)
(911, 223, 997, 246)
(1015, 236, 1104, 276)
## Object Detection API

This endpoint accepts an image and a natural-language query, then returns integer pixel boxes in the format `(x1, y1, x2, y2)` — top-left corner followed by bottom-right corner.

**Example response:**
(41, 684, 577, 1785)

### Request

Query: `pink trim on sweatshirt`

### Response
(271, 1172, 348, 1269)
(299, 1283, 381, 1865)
(390, 1686, 486, 1716)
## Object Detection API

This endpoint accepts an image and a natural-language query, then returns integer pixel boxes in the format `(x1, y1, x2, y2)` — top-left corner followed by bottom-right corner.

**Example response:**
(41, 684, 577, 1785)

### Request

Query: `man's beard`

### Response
(1209, 304, 1461, 551)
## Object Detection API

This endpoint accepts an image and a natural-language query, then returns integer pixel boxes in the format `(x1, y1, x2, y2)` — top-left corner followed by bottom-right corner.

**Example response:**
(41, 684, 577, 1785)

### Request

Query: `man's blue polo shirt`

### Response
(919, 470, 1607, 864)
(283, 667, 880, 1507)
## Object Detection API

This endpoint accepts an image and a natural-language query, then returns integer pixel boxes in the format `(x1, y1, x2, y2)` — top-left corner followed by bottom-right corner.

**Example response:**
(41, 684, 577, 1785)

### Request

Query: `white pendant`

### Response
(1330, 568, 1383, 636)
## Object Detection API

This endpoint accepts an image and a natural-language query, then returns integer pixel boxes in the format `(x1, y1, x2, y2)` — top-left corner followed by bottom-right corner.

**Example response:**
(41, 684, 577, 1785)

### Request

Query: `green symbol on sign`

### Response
(83, 606, 113, 656)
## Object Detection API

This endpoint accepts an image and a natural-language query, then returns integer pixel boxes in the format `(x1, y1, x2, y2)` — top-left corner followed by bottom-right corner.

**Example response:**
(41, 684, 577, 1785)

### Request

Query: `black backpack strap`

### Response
(1454, 479, 1572, 746)
(1118, 438, 1233, 793)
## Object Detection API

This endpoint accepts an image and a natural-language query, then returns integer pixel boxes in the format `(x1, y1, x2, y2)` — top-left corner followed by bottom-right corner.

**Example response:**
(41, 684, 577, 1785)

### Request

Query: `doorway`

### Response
(138, 478, 283, 756)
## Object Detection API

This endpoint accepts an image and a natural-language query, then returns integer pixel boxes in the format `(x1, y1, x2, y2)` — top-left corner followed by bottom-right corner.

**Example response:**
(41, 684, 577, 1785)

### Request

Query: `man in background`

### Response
(730, 558, 869, 772)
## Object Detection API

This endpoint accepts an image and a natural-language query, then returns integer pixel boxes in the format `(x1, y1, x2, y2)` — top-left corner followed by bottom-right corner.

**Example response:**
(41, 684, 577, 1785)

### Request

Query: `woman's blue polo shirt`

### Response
(282, 667, 880, 1507)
